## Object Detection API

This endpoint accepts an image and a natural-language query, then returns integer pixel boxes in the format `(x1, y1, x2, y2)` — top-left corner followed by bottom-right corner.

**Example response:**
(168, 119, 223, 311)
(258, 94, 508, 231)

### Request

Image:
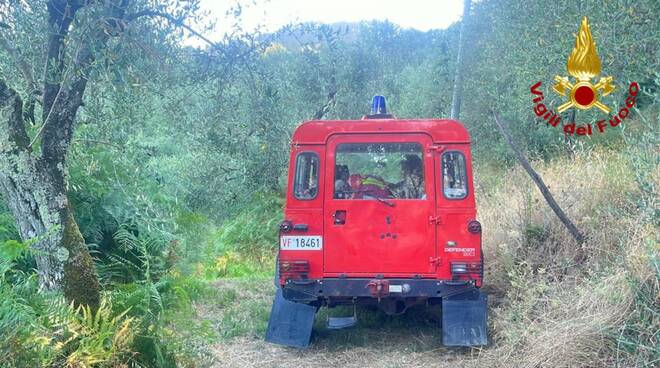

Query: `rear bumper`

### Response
(282, 278, 477, 303)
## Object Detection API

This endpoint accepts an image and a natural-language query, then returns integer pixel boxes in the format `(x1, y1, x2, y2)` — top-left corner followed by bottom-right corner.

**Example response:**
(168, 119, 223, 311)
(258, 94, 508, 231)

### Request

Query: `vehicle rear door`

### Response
(323, 133, 437, 276)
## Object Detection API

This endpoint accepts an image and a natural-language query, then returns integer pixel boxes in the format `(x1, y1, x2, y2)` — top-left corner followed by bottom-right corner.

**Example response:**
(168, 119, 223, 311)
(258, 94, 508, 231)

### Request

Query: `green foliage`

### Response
(615, 86, 659, 365)
(0, 201, 24, 263)
(0, 239, 27, 261)
(0, 208, 19, 244)
(0, 268, 46, 367)
(110, 275, 212, 367)
(98, 225, 175, 284)
(0, 254, 210, 367)
(463, 0, 659, 162)
(1, 0, 658, 366)
(0, 265, 135, 368)
(523, 223, 548, 245)
(617, 242, 660, 365)
(56, 300, 135, 368)
(208, 193, 282, 277)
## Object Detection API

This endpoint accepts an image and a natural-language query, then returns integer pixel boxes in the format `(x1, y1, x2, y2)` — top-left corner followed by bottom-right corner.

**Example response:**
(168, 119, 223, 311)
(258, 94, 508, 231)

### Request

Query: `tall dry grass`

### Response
(476, 148, 658, 367)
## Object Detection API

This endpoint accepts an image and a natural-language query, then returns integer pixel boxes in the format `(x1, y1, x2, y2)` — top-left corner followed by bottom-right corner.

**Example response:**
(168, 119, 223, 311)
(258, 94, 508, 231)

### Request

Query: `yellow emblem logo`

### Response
(553, 17, 615, 113)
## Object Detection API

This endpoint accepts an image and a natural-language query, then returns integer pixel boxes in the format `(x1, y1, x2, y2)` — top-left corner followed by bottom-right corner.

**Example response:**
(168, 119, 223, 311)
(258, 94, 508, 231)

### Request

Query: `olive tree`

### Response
(0, 0, 206, 307)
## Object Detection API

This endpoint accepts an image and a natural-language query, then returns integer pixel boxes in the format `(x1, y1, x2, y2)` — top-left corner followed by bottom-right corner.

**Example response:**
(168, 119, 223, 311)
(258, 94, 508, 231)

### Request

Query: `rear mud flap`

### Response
(442, 290, 488, 347)
(265, 289, 317, 348)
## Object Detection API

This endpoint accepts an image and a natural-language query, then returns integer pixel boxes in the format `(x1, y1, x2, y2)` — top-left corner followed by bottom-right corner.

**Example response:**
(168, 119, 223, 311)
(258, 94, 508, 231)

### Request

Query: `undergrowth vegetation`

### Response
(0, 0, 657, 366)
(475, 115, 658, 367)
(0, 233, 212, 367)
(200, 194, 282, 279)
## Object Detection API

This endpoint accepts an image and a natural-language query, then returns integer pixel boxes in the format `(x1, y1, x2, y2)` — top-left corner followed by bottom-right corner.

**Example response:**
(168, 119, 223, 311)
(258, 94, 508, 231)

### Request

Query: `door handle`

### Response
(333, 210, 346, 225)
(293, 223, 309, 231)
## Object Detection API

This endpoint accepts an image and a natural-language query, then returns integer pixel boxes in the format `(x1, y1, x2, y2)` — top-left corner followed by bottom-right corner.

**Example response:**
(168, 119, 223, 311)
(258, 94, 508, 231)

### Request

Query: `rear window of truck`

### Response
(334, 142, 425, 200)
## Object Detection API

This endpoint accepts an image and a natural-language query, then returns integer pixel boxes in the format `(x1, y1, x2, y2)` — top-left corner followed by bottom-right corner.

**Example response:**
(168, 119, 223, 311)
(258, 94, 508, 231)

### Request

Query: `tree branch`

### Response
(491, 110, 585, 244)
(313, 90, 337, 120)
(42, 0, 85, 116)
(0, 80, 30, 151)
(0, 33, 39, 97)
(126, 10, 219, 49)
(0, 32, 41, 124)
(40, 0, 129, 163)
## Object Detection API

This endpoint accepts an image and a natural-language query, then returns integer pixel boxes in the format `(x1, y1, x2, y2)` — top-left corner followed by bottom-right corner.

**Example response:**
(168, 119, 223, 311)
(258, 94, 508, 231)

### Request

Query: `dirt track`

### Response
(200, 279, 490, 368)
(210, 337, 486, 368)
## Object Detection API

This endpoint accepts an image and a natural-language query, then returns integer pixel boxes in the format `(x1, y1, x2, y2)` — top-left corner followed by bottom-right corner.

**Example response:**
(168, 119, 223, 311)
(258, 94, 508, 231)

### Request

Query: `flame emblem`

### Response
(553, 17, 615, 113)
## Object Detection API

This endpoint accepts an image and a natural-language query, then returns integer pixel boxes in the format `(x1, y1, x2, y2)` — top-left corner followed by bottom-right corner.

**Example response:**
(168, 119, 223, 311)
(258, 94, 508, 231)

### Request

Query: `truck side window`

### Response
(442, 151, 467, 199)
(293, 152, 319, 200)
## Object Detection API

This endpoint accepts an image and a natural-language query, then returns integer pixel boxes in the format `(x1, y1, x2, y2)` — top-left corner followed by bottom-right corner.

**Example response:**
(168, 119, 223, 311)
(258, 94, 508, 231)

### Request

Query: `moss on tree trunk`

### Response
(61, 209, 100, 310)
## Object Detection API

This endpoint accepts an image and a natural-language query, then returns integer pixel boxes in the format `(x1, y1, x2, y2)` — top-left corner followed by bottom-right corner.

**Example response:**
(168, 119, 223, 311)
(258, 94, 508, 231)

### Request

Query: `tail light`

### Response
(279, 259, 309, 280)
(468, 220, 482, 234)
(279, 220, 293, 233)
(451, 261, 483, 281)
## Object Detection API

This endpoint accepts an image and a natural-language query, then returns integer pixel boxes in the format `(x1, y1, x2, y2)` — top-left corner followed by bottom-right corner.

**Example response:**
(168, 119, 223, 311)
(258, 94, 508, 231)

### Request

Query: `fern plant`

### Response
(58, 299, 135, 368)
(213, 193, 282, 273)
(94, 225, 172, 285)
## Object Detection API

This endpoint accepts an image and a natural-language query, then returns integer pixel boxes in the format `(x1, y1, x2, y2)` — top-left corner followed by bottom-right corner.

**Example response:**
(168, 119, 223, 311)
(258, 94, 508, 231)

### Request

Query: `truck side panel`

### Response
(434, 144, 482, 285)
(280, 145, 325, 282)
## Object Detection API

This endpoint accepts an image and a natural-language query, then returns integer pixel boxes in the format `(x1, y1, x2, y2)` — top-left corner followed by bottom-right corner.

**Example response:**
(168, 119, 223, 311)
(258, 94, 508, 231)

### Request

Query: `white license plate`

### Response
(389, 284, 402, 293)
(280, 236, 323, 250)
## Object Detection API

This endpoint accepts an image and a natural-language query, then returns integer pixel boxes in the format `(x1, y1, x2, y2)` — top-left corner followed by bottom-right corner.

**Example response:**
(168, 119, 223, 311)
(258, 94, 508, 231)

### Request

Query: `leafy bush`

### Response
(0, 224, 210, 368)
(110, 275, 212, 367)
(205, 193, 282, 278)
(55, 300, 135, 367)
(95, 225, 176, 285)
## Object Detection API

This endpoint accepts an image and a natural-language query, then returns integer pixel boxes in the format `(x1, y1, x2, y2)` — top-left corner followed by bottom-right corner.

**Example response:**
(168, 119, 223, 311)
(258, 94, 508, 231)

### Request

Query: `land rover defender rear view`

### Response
(266, 96, 487, 348)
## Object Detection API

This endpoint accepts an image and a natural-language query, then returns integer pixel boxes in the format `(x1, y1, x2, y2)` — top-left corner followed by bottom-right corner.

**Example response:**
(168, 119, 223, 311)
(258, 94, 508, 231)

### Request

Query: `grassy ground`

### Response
(190, 147, 658, 368)
(197, 278, 487, 368)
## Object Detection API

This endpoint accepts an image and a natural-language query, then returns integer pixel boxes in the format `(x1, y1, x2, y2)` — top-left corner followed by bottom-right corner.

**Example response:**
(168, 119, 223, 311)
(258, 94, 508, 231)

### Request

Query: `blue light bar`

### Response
(371, 95, 387, 115)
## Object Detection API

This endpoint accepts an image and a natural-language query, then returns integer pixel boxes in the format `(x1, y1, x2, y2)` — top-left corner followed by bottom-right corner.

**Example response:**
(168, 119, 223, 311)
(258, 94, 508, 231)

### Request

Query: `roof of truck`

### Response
(291, 118, 471, 144)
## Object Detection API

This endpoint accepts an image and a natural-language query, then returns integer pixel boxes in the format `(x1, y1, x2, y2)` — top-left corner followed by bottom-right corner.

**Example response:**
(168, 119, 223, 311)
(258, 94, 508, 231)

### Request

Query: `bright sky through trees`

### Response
(193, 0, 464, 43)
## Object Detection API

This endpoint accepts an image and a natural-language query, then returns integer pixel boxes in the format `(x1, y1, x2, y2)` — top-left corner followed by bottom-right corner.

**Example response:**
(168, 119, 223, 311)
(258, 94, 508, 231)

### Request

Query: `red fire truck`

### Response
(266, 96, 487, 348)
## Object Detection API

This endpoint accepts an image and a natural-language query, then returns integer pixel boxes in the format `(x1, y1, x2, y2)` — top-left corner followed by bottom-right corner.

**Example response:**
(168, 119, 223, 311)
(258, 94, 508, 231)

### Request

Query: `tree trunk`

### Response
(450, 0, 471, 120)
(0, 0, 135, 309)
(0, 80, 100, 308)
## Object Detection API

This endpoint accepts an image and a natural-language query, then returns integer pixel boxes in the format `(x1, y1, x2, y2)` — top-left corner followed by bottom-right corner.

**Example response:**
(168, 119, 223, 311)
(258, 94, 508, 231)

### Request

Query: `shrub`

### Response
(205, 193, 282, 277)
